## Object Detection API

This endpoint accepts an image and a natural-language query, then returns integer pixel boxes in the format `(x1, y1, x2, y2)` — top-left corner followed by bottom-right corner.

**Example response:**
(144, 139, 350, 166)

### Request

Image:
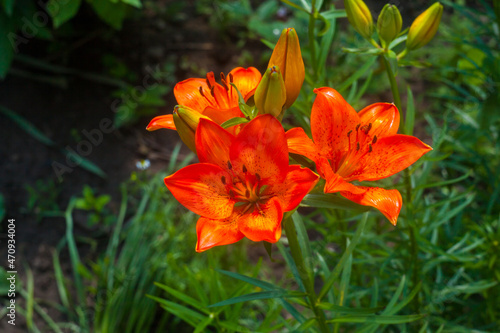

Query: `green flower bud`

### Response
(173, 105, 210, 152)
(406, 2, 443, 51)
(254, 66, 287, 118)
(344, 0, 374, 40)
(377, 4, 402, 48)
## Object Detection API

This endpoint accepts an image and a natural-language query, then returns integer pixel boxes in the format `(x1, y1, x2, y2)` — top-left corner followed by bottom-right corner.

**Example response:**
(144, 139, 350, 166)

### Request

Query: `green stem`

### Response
(284, 217, 329, 333)
(382, 54, 420, 312)
(308, 0, 317, 79)
(381, 55, 404, 133)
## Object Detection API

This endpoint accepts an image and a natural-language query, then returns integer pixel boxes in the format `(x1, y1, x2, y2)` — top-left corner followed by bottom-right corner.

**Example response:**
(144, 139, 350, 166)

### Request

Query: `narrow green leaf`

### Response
(405, 86, 415, 136)
(149, 295, 205, 328)
(414, 171, 471, 191)
(294, 318, 317, 332)
(382, 275, 406, 314)
(208, 290, 306, 308)
(318, 214, 367, 301)
(263, 241, 273, 260)
(221, 117, 249, 129)
(327, 314, 426, 324)
(216, 269, 279, 291)
(301, 193, 370, 211)
(317, 303, 384, 315)
(154, 282, 208, 313)
(193, 316, 213, 333)
(61, 148, 107, 178)
(52, 251, 70, 311)
(0, 106, 55, 146)
(26, 267, 34, 331)
(337, 57, 377, 92)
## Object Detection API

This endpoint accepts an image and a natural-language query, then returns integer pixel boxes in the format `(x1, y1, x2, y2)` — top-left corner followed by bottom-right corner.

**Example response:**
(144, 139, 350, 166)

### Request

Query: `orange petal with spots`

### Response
(229, 67, 262, 101)
(311, 88, 360, 155)
(147, 114, 176, 131)
(358, 103, 400, 137)
(164, 163, 234, 219)
(273, 165, 319, 212)
(340, 187, 402, 225)
(230, 114, 288, 183)
(286, 127, 320, 162)
(196, 118, 234, 172)
(237, 197, 283, 243)
(355, 134, 432, 182)
(174, 78, 216, 112)
(196, 215, 245, 252)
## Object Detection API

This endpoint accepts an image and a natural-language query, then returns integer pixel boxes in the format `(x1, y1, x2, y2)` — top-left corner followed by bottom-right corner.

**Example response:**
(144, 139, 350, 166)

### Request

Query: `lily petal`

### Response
(237, 197, 283, 243)
(146, 114, 176, 131)
(228, 67, 262, 101)
(164, 163, 234, 219)
(286, 127, 320, 162)
(356, 134, 432, 182)
(230, 114, 288, 183)
(196, 215, 244, 252)
(317, 158, 365, 194)
(312, 88, 359, 156)
(196, 119, 234, 171)
(340, 186, 402, 225)
(358, 103, 400, 137)
(202, 106, 244, 127)
(174, 78, 216, 112)
(273, 165, 319, 212)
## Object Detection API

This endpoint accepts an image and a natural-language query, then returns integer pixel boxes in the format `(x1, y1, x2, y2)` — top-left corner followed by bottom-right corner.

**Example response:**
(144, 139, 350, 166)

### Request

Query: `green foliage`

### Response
(25, 179, 61, 220)
(74, 185, 113, 227)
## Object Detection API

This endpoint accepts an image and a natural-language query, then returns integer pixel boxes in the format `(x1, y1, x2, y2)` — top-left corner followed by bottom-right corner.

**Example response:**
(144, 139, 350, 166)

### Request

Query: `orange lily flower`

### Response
(147, 67, 261, 132)
(286, 87, 432, 225)
(164, 114, 319, 252)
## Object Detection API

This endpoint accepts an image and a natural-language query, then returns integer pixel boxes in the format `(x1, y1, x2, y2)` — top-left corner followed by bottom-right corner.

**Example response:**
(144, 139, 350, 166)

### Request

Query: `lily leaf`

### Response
(221, 117, 248, 129)
(208, 290, 306, 308)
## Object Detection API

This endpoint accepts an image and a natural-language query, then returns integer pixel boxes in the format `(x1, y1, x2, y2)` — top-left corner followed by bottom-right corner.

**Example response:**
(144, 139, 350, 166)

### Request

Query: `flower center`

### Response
(224, 163, 270, 214)
(335, 122, 377, 180)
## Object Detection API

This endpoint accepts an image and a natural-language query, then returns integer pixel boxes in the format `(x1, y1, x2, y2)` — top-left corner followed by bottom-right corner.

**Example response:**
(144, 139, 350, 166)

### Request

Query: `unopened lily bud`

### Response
(173, 105, 210, 152)
(344, 0, 374, 40)
(406, 2, 443, 51)
(377, 4, 402, 48)
(255, 66, 287, 118)
(268, 28, 304, 109)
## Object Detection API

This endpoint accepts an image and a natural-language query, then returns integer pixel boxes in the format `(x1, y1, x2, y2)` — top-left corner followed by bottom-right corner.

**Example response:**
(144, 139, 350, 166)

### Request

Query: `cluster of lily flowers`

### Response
(147, 28, 432, 252)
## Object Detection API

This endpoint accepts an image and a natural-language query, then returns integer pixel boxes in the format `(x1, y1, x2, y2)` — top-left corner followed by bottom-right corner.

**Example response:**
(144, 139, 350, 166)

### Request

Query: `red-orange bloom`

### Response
(164, 114, 319, 252)
(147, 67, 261, 132)
(286, 87, 432, 225)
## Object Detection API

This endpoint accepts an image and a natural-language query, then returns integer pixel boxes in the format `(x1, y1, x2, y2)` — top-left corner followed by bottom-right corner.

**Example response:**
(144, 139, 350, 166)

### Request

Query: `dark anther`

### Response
(227, 161, 232, 170)
(368, 144, 373, 153)
(372, 135, 378, 144)
(229, 73, 234, 83)
(255, 173, 261, 182)
(210, 86, 215, 97)
(206, 78, 212, 89)
(229, 189, 235, 197)
(356, 124, 360, 131)
(220, 72, 226, 81)
(356, 142, 360, 151)
(367, 123, 372, 132)
(221, 176, 226, 185)
(347, 130, 352, 137)
(199, 86, 205, 97)
(242, 165, 247, 173)
(245, 190, 250, 198)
